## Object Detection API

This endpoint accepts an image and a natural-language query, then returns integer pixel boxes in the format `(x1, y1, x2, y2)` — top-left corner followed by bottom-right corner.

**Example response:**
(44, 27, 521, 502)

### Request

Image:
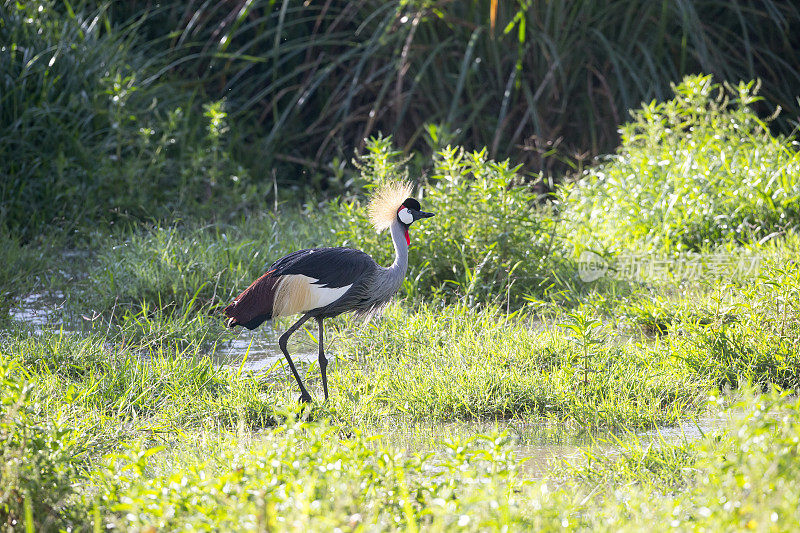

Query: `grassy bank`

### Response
(4, 242, 800, 529)
(327, 304, 705, 427)
(3, 334, 799, 530)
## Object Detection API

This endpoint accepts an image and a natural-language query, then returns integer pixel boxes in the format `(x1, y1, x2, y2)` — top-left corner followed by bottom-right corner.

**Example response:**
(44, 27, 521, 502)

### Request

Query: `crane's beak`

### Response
(414, 210, 434, 220)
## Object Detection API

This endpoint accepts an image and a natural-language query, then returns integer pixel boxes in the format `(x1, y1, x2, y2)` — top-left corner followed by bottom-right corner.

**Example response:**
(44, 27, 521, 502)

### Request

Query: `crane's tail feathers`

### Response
(367, 180, 413, 231)
(224, 273, 281, 330)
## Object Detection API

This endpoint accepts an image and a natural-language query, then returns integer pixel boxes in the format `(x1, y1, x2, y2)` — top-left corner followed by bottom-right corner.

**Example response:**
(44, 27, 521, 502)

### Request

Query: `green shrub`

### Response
(563, 75, 800, 254)
(335, 136, 572, 304)
(0, 356, 82, 530)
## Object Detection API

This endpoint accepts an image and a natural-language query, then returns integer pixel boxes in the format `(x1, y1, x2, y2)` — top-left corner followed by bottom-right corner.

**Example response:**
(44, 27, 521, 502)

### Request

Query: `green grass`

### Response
(1, 328, 284, 436)
(0, 354, 82, 530)
(0, 1, 258, 240)
(675, 261, 800, 391)
(77, 212, 331, 316)
(547, 389, 800, 530)
(4, 235, 800, 530)
(6, 254, 800, 528)
(4, 330, 799, 531)
(0, 232, 56, 309)
(6, 1, 800, 242)
(326, 304, 706, 428)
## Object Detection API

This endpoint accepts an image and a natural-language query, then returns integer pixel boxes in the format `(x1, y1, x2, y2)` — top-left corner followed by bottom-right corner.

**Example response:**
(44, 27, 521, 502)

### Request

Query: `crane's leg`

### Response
(279, 313, 313, 403)
(317, 318, 329, 401)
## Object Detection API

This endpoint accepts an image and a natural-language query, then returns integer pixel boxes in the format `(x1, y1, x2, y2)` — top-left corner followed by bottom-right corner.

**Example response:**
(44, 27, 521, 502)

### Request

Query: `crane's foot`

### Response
(298, 393, 313, 404)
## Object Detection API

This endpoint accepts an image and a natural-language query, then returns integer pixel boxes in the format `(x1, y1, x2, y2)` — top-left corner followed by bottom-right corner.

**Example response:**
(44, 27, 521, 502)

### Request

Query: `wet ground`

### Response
(7, 293, 728, 479)
(213, 326, 319, 371)
(8, 291, 67, 328)
(367, 413, 727, 478)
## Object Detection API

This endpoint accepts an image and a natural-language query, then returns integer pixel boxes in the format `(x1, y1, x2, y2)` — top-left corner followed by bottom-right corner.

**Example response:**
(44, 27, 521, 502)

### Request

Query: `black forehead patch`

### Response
(402, 198, 421, 210)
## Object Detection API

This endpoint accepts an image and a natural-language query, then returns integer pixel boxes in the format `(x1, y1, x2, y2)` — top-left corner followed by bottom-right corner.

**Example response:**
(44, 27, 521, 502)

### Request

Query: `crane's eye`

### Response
(397, 207, 413, 225)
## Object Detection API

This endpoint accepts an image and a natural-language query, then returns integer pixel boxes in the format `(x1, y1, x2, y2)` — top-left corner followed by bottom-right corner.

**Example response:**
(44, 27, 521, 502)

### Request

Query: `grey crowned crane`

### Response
(224, 181, 434, 403)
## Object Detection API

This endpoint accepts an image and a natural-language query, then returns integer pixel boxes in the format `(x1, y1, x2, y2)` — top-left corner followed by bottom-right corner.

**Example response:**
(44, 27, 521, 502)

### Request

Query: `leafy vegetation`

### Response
(96, 424, 521, 531)
(678, 261, 800, 390)
(76, 135, 571, 321)
(563, 75, 800, 253)
(0, 355, 81, 530)
(2, 336, 800, 530)
(4, 1, 800, 240)
(336, 136, 571, 304)
(550, 390, 800, 530)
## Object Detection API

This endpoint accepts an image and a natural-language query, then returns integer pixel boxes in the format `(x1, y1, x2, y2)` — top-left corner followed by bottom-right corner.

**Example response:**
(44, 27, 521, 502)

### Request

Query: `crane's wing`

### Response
(224, 247, 376, 329)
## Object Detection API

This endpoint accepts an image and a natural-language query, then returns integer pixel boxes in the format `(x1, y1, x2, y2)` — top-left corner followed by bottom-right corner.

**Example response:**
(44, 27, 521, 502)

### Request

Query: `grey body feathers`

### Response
(224, 219, 408, 329)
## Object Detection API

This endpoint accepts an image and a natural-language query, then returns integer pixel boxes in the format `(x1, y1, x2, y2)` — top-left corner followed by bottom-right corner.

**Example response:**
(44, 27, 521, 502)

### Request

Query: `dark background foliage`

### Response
(103, 0, 800, 172)
(2, 0, 799, 238)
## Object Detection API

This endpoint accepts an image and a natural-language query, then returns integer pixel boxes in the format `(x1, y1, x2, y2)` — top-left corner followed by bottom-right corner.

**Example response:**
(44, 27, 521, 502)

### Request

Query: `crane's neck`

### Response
(388, 218, 409, 275)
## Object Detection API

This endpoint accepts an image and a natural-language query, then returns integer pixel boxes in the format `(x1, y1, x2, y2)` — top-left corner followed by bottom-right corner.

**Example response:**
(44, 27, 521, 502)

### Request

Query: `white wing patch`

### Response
(273, 274, 352, 317)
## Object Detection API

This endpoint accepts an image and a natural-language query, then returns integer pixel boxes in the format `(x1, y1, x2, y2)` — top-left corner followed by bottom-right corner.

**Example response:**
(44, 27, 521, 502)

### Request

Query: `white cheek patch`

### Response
(398, 207, 413, 225)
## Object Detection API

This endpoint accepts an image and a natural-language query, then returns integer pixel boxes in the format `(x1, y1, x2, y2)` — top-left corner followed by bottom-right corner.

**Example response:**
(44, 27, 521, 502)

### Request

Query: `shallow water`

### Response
(213, 326, 319, 372)
(8, 291, 67, 329)
(169, 314, 730, 476)
(373, 414, 727, 478)
(516, 415, 727, 476)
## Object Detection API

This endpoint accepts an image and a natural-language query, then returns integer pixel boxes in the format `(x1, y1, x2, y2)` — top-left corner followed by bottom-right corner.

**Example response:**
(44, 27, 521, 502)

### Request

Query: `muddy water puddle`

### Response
(6, 291, 76, 333)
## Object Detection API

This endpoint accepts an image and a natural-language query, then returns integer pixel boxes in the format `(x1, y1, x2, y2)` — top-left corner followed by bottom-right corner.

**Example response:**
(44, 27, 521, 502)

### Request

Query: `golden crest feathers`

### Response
(367, 180, 413, 231)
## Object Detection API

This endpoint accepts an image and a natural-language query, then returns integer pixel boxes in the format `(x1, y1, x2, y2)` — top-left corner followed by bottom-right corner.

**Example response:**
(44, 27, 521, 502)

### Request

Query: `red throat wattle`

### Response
(398, 206, 411, 245)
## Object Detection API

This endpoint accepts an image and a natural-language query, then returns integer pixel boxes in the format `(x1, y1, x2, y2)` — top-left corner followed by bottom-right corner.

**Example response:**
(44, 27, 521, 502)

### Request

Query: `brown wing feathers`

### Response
(224, 272, 281, 330)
